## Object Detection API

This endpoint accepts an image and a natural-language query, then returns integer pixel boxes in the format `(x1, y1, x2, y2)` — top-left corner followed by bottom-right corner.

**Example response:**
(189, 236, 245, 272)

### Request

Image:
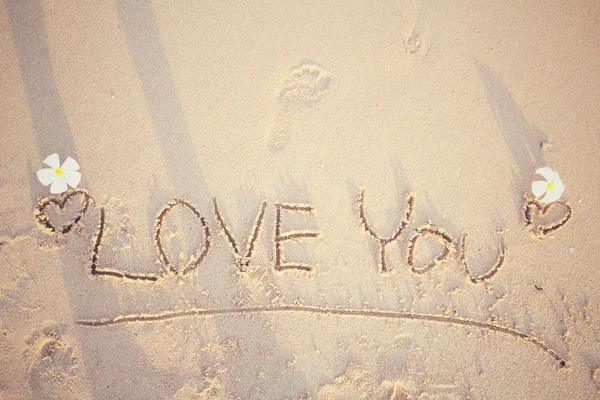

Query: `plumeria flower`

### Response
(36, 153, 82, 194)
(531, 167, 565, 204)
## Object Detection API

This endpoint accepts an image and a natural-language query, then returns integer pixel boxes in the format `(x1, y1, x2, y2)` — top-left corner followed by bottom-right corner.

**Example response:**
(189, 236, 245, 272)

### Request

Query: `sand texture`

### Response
(1, 0, 600, 399)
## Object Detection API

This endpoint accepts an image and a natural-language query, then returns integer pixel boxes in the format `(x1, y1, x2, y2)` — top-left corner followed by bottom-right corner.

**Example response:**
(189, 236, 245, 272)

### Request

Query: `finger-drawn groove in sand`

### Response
(407, 223, 455, 275)
(75, 304, 566, 367)
(274, 203, 320, 271)
(33, 191, 160, 281)
(35, 189, 93, 234)
(213, 198, 267, 271)
(523, 197, 573, 237)
(358, 190, 415, 273)
(25, 321, 78, 399)
(153, 198, 211, 275)
(91, 208, 159, 281)
(459, 232, 506, 283)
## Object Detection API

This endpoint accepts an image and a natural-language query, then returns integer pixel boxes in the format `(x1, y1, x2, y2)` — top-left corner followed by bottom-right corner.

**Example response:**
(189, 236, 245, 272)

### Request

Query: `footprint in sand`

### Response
(404, 30, 422, 54)
(279, 63, 331, 105)
(266, 62, 331, 152)
(317, 367, 414, 400)
(24, 321, 80, 399)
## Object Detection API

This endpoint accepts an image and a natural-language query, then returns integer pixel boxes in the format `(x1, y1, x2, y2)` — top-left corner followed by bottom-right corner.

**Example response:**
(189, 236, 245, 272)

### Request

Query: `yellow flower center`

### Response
(54, 167, 64, 177)
(546, 182, 555, 191)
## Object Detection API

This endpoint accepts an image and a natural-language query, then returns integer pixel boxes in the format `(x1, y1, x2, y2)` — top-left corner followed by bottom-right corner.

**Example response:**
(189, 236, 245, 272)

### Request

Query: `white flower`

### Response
(36, 153, 82, 194)
(531, 167, 565, 204)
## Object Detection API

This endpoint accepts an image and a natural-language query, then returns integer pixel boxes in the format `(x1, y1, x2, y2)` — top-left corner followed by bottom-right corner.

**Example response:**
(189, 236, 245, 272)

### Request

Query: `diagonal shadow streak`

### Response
(5, 0, 76, 156)
(114, 0, 206, 197)
(475, 60, 547, 214)
(5, 1, 184, 397)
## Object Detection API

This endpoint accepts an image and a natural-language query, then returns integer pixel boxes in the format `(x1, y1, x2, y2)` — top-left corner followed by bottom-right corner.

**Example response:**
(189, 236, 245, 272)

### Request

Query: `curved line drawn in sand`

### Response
(153, 198, 211, 276)
(358, 190, 416, 273)
(213, 198, 267, 271)
(459, 232, 506, 283)
(407, 223, 455, 274)
(24, 321, 79, 399)
(75, 304, 566, 367)
(523, 196, 573, 238)
(274, 203, 320, 271)
(266, 62, 331, 151)
(35, 189, 93, 234)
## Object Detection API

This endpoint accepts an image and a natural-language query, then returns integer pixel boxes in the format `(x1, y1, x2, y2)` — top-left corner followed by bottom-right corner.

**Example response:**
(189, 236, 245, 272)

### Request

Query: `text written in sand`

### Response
(33, 188, 572, 368)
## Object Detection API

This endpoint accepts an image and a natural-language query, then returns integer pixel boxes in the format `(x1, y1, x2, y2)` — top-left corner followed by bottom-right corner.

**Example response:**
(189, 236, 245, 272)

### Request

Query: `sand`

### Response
(1, 0, 600, 399)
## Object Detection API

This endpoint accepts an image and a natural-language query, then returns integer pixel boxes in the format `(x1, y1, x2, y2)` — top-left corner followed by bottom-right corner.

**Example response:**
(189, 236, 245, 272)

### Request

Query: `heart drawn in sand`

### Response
(35, 189, 93, 234)
(153, 198, 211, 275)
(524, 199, 573, 237)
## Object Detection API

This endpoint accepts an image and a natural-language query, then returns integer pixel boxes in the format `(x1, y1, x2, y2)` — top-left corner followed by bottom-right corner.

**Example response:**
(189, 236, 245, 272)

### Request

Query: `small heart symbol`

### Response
(153, 198, 211, 275)
(35, 189, 93, 234)
(524, 199, 573, 237)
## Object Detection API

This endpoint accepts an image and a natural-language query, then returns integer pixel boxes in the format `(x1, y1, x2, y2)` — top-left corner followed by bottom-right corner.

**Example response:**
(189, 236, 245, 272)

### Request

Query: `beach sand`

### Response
(1, 1, 599, 398)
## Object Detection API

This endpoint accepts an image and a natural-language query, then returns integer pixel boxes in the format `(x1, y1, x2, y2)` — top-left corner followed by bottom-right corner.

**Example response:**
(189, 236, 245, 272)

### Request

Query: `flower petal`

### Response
(535, 167, 554, 182)
(553, 173, 564, 188)
(531, 181, 547, 198)
(540, 180, 565, 204)
(43, 153, 61, 168)
(64, 170, 81, 188)
(49, 176, 68, 194)
(61, 156, 80, 171)
(36, 168, 55, 186)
